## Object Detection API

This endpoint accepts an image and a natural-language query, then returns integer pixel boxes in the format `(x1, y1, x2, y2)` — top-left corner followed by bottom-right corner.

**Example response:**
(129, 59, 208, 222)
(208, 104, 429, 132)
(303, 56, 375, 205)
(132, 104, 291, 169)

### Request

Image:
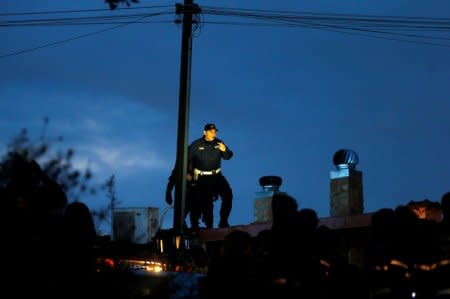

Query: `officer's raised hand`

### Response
(217, 142, 226, 152)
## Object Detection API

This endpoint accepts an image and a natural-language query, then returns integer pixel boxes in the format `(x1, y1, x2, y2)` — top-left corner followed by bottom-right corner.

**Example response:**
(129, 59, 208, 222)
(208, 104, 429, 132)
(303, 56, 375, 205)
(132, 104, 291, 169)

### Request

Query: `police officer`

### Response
(189, 123, 233, 228)
(165, 166, 199, 229)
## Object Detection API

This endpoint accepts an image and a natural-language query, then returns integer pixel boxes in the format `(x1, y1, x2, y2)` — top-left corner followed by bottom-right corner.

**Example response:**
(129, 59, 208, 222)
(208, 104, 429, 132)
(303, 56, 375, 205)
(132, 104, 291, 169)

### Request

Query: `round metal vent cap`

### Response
(333, 149, 359, 169)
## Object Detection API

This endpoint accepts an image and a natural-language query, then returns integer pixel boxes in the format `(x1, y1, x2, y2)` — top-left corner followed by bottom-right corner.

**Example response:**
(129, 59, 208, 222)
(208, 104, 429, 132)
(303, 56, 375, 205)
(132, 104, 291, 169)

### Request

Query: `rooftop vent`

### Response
(333, 149, 359, 170)
(259, 175, 282, 192)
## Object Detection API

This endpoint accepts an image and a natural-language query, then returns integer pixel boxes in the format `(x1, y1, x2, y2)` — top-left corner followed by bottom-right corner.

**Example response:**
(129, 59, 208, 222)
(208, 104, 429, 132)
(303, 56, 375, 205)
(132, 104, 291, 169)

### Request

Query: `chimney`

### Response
(253, 175, 285, 223)
(330, 149, 364, 217)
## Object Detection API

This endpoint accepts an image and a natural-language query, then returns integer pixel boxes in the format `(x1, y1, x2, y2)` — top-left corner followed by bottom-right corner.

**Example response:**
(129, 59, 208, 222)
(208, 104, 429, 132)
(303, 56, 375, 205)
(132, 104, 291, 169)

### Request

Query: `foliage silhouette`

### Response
(105, 0, 139, 10)
(1, 117, 118, 232)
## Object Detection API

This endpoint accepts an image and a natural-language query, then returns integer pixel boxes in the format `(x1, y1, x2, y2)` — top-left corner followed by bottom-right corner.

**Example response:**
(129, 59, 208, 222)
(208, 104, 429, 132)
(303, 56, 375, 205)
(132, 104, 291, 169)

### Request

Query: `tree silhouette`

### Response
(1, 117, 118, 231)
(3, 117, 95, 202)
(94, 174, 121, 231)
(105, 0, 139, 10)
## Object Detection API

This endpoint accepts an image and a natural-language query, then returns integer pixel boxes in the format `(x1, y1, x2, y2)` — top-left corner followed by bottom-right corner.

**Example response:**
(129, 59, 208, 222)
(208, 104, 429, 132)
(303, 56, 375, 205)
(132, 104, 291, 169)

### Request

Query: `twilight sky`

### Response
(1, 0, 449, 234)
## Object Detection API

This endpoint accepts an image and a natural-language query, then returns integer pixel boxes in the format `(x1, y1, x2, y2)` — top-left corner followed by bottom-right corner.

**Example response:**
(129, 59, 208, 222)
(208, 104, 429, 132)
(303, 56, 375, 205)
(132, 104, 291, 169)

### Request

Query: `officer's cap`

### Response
(204, 123, 218, 131)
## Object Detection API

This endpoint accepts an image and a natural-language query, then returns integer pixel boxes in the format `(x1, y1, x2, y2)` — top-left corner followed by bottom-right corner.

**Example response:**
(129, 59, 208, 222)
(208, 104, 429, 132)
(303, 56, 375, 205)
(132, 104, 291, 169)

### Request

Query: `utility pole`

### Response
(173, 0, 200, 235)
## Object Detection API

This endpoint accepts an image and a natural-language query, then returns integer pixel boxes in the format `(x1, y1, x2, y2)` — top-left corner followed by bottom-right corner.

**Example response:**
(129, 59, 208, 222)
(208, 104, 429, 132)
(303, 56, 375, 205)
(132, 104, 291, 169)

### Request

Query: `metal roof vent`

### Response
(333, 149, 359, 170)
(259, 175, 282, 192)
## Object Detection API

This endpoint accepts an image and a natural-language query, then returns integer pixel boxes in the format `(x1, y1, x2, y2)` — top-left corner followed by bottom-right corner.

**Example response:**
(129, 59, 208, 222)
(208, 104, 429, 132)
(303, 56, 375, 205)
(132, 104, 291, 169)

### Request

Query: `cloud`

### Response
(89, 143, 170, 172)
(0, 84, 174, 180)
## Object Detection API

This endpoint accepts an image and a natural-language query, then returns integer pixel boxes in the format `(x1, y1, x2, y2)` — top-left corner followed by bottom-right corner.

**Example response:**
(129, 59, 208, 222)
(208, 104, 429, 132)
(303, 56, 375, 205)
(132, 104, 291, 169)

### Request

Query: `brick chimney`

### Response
(330, 149, 364, 217)
(253, 175, 286, 223)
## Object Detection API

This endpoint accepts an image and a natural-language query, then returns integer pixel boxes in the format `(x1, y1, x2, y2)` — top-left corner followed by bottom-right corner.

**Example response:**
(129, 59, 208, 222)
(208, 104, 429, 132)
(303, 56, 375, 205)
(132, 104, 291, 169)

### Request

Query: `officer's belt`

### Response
(193, 168, 221, 180)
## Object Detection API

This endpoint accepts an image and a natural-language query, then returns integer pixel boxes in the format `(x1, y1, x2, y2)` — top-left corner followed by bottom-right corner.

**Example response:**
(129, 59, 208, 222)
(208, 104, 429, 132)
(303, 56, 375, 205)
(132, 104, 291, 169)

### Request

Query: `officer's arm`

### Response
(165, 179, 174, 205)
(216, 139, 233, 160)
(221, 145, 233, 160)
(165, 170, 175, 205)
(217, 139, 233, 160)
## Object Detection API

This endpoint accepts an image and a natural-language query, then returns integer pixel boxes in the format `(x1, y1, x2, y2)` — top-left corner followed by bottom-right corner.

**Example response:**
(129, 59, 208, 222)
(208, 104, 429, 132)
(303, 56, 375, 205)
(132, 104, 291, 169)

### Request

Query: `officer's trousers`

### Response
(191, 174, 233, 228)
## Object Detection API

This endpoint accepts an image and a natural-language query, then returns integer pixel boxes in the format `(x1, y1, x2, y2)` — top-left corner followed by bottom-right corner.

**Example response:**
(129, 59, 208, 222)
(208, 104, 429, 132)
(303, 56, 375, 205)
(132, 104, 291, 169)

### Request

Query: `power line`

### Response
(201, 8, 450, 30)
(202, 5, 450, 23)
(3, 5, 450, 30)
(200, 7, 450, 48)
(0, 4, 173, 16)
(2, 4, 450, 59)
(0, 12, 174, 27)
(0, 11, 171, 59)
(294, 20, 450, 49)
(0, 20, 173, 27)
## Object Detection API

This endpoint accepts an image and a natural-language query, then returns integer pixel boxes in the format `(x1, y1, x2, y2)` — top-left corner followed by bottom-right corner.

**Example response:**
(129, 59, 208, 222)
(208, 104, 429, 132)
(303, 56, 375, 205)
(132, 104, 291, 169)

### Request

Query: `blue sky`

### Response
(1, 0, 449, 234)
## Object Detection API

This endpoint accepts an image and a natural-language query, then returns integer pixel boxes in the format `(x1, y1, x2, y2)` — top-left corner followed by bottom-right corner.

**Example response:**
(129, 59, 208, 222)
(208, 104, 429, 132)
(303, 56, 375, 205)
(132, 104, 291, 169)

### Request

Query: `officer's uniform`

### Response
(189, 133, 233, 228)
